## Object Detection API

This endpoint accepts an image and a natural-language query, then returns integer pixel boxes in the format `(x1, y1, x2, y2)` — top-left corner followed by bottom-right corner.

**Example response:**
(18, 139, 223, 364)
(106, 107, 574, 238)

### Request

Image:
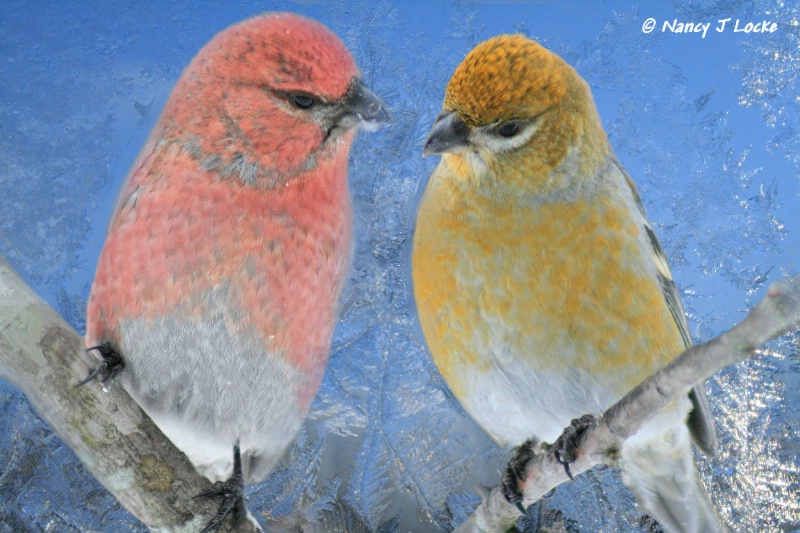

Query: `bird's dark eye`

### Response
(498, 122, 521, 138)
(292, 94, 316, 109)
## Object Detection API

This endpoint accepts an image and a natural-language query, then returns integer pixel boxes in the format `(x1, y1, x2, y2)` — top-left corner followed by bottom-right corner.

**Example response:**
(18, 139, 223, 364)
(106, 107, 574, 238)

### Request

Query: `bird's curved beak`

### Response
(423, 110, 470, 157)
(337, 80, 389, 132)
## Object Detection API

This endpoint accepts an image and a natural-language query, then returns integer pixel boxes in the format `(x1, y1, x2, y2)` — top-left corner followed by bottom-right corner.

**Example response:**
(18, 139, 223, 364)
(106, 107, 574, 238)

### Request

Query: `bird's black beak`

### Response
(336, 79, 389, 131)
(423, 110, 470, 157)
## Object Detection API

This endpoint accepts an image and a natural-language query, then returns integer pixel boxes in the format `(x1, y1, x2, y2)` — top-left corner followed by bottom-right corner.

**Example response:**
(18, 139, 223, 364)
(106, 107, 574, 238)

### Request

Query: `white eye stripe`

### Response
(473, 120, 540, 153)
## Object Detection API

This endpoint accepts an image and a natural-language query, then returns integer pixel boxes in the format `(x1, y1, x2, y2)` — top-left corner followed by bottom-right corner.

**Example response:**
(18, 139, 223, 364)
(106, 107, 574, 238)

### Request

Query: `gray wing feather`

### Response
(615, 157, 718, 456)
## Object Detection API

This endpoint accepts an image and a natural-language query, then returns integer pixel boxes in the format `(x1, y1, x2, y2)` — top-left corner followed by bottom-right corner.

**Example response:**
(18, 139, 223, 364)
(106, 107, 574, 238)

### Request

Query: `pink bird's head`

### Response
(158, 12, 387, 188)
(221, 13, 358, 95)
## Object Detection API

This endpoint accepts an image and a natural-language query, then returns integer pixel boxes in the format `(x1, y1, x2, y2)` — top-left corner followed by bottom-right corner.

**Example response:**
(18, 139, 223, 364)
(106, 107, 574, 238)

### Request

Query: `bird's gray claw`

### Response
(554, 414, 597, 481)
(76, 342, 125, 387)
(196, 441, 247, 533)
(502, 437, 538, 514)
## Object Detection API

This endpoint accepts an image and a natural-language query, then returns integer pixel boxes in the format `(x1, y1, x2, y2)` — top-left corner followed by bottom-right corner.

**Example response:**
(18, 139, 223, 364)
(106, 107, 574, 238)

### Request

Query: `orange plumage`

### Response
(413, 35, 722, 532)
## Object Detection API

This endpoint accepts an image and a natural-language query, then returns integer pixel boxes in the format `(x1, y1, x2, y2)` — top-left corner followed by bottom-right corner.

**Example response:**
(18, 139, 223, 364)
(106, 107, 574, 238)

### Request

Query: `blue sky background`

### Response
(1, 1, 798, 531)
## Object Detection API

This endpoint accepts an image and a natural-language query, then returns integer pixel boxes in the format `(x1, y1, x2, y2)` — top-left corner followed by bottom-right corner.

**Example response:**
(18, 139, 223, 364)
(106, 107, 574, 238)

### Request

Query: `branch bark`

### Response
(455, 276, 800, 533)
(0, 257, 258, 532)
(3, 253, 799, 533)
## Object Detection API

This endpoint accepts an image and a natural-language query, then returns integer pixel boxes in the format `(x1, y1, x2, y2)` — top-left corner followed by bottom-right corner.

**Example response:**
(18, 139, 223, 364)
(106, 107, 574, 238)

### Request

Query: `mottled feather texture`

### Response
(86, 12, 385, 494)
(443, 35, 607, 183)
(414, 35, 723, 532)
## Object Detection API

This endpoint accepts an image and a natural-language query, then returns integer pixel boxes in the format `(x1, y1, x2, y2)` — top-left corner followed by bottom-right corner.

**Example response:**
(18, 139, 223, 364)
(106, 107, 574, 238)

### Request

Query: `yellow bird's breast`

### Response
(412, 162, 684, 430)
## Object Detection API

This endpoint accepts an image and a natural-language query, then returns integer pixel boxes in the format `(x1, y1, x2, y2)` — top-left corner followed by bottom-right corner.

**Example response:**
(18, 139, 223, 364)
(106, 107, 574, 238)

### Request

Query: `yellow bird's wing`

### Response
(614, 155, 718, 456)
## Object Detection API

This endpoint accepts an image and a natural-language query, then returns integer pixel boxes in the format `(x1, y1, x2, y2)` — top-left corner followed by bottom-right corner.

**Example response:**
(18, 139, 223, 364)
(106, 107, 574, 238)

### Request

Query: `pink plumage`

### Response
(85, 12, 386, 516)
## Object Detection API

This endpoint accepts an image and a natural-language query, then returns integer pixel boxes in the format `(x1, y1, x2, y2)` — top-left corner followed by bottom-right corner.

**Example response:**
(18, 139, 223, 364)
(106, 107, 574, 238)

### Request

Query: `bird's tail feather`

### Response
(621, 423, 726, 533)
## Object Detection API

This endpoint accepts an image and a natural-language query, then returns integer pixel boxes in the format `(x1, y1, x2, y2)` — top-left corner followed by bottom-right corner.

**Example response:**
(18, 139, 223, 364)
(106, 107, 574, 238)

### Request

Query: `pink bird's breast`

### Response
(87, 134, 353, 394)
(85, 134, 353, 482)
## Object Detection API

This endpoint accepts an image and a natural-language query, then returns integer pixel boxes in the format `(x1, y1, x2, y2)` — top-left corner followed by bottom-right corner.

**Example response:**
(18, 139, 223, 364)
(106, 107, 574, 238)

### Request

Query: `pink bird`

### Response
(84, 12, 387, 530)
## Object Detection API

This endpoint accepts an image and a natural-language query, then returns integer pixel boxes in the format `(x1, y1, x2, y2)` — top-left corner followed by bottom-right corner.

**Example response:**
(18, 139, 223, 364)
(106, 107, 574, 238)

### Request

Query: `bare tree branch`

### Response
(0, 257, 258, 533)
(3, 251, 798, 533)
(455, 276, 800, 533)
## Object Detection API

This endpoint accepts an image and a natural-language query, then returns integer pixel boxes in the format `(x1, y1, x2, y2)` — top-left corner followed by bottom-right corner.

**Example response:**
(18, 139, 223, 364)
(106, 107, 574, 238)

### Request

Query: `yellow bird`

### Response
(412, 35, 724, 532)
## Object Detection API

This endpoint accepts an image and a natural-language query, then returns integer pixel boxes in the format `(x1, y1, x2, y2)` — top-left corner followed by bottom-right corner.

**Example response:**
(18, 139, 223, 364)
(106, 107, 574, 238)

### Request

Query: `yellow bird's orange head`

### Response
(424, 35, 610, 192)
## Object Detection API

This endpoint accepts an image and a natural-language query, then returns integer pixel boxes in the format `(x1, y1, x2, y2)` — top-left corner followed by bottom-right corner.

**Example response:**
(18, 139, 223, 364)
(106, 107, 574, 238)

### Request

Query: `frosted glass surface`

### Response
(1, 1, 797, 531)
